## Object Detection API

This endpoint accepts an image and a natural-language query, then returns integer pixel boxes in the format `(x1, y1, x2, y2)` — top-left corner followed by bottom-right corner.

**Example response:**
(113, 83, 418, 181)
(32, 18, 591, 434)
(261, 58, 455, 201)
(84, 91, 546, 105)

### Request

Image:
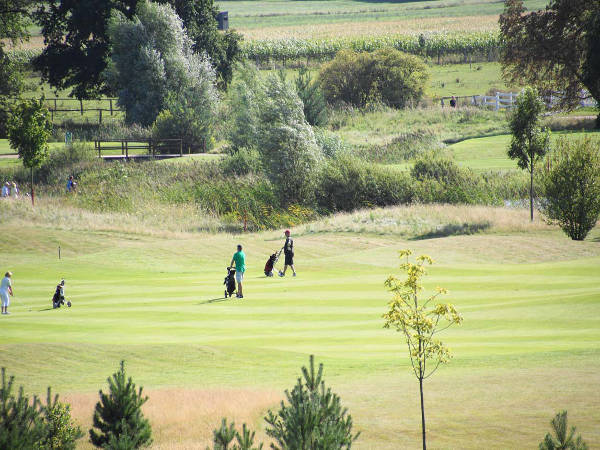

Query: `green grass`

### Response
(449, 130, 600, 172)
(427, 62, 514, 98)
(1, 204, 599, 448)
(0, 140, 66, 168)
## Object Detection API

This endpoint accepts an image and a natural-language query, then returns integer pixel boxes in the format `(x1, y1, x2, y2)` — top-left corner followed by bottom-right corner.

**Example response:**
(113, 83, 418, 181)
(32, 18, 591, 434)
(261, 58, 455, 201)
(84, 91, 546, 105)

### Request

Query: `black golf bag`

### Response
(52, 285, 65, 308)
(264, 249, 282, 277)
(52, 282, 71, 308)
(224, 267, 236, 298)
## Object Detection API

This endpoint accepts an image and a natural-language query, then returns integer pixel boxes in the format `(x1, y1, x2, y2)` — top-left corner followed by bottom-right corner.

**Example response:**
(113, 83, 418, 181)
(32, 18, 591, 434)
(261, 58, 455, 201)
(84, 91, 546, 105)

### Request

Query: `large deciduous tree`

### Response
(34, 0, 240, 99)
(107, 0, 218, 132)
(499, 0, 600, 123)
(383, 250, 462, 450)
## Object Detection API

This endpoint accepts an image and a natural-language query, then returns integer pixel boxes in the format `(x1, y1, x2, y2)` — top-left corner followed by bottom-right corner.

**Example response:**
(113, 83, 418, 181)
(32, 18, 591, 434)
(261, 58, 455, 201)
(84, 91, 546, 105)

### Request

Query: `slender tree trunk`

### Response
(420, 376, 426, 450)
(31, 167, 34, 207)
(529, 167, 533, 221)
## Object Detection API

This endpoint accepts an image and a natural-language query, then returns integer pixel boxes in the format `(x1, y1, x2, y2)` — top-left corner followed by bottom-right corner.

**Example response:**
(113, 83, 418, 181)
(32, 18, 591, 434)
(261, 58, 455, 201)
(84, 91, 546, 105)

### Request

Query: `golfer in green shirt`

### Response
(229, 244, 246, 298)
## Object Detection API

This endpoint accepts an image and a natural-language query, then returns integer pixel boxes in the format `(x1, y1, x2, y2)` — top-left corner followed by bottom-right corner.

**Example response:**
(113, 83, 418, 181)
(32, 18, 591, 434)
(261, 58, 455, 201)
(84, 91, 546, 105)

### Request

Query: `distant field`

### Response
(220, 0, 547, 37)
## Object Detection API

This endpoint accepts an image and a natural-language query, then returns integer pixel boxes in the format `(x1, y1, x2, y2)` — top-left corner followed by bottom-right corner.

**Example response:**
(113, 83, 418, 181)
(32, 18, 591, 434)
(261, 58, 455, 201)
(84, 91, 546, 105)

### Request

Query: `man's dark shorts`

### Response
(285, 252, 294, 265)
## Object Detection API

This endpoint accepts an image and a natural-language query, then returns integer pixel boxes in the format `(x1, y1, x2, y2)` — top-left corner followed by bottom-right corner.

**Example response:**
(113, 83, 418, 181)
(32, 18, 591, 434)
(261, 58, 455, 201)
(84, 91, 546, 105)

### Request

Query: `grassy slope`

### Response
(1, 204, 599, 449)
(449, 130, 600, 171)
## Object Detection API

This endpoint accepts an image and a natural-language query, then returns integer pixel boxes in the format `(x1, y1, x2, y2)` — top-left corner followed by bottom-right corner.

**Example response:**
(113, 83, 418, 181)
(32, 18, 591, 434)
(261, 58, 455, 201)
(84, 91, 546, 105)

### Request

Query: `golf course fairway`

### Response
(1, 213, 599, 449)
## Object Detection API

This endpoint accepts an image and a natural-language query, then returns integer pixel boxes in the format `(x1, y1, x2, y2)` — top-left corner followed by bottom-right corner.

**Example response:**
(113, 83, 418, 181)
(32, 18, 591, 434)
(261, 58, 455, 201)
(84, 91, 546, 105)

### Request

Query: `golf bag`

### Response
(264, 249, 282, 277)
(52, 284, 71, 308)
(224, 267, 236, 298)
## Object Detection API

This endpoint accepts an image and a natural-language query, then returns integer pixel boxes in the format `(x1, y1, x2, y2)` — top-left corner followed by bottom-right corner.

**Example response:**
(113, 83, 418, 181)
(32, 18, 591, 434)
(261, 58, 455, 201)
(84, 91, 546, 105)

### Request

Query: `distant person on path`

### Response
(10, 182, 18, 198)
(1, 272, 13, 315)
(279, 229, 296, 277)
(1, 182, 9, 197)
(450, 96, 457, 108)
(229, 244, 246, 298)
(66, 175, 77, 193)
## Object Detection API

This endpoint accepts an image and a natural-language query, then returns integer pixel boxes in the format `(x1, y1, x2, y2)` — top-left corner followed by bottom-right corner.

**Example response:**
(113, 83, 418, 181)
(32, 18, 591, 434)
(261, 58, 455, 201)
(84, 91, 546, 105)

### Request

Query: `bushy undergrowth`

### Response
(50, 121, 151, 143)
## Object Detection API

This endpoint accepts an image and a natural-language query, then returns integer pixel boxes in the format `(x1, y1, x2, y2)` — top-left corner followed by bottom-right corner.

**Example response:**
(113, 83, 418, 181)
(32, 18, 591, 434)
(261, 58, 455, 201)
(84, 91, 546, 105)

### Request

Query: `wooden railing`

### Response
(94, 139, 183, 160)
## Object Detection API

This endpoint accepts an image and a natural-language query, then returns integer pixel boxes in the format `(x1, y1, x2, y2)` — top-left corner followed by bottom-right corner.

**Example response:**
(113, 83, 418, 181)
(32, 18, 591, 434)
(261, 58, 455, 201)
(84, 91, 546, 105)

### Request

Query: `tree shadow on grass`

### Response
(409, 221, 491, 240)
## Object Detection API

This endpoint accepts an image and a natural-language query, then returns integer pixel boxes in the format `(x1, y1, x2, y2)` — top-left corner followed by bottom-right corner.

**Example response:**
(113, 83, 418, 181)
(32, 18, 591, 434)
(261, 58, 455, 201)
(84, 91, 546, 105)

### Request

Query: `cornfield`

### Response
(242, 31, 500, 64)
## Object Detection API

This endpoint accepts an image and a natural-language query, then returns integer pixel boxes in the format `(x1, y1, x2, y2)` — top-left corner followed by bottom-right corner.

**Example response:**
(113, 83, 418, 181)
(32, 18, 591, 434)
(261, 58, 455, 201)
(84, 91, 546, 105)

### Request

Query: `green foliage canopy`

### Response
(541, 137, 600, 241)
(500, 0, 600, 119)
(34, 0, 240, 98)
(319, 48, 428, 108)
(7, 99, 52, 170)
(106, 0, 218, 128)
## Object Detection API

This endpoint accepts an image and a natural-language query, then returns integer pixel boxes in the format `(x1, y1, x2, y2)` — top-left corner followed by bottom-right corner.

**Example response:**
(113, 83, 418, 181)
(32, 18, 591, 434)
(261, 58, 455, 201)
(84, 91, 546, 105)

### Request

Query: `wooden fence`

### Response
(8, 97, 123, 123)
(441, 91, 598, 111)
(94, 139, 183, 160)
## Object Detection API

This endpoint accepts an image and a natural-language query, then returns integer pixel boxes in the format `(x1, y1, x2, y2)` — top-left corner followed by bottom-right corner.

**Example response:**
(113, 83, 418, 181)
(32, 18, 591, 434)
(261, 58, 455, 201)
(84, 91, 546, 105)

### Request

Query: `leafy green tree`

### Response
(227, 70, 321, 205)
(539, 411, 588, 450)
(499, 0, 600, 124)
(152, 78, 219, 152)
(7, 99, 52, 205)
(38, 388, 84, 450)
(257, 75, 322, 205)
(106, 0, 218, 128)
(0, 368, 47, 449)
(541, 137, 600, 241)
(508, 86, 550, 221)
(226, 64, 264, 153)
(89, 361, 152, 449)
(265, 355, 359, 450)
(294, 68, 328, 127)
(383, 250, 463, 450)
(34, 0, 240, 99)
(174, 0, 242, 90)
(319, 48, 428, 108)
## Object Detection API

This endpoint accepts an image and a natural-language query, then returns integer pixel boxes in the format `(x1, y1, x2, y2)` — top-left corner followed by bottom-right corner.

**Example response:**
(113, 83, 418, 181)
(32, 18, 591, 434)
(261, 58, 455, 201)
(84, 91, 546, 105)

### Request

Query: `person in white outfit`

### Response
(1, 272, 13, 315)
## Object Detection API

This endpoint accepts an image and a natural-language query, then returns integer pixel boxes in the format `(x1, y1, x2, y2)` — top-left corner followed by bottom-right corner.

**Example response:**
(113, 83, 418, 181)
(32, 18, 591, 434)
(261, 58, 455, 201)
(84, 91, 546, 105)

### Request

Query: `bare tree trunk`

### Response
(530, 167, 534, 221)
(31, 167, 34, 207)
(420, 376, 426, 450)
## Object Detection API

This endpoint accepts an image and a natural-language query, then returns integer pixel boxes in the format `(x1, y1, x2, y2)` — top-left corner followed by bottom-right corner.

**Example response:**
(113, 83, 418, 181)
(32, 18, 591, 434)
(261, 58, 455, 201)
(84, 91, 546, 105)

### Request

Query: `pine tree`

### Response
(89, 361, 152, 449)
(209, 418, 263, 450)
(539, 411, 588, 450)
(264, 355, 359, 449)
(0, 368, 47, 449)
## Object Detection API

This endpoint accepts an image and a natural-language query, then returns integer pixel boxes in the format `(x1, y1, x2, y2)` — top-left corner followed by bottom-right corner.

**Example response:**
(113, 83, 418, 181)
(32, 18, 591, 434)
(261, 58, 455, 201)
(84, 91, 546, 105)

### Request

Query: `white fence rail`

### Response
(441, 91, 597, 111)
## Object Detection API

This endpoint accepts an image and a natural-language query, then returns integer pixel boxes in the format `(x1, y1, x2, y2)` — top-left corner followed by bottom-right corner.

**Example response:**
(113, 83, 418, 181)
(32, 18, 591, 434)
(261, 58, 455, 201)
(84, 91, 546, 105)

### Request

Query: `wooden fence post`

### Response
(80, 99, 83, 116)
(99, 109, 102, 124)
(495, 92, 500, 111)
(110, 99, 113, 116)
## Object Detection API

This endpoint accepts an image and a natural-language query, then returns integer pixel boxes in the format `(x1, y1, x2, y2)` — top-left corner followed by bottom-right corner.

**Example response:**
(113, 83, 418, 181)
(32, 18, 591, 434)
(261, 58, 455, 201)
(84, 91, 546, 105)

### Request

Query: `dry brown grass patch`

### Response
(64, 387, 280, 449)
